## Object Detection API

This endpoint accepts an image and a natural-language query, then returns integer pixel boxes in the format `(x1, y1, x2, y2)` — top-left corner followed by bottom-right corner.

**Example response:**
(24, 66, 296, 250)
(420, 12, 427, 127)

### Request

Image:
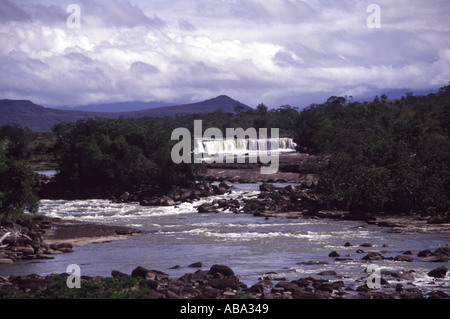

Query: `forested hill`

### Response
(0, 95, 251, 132)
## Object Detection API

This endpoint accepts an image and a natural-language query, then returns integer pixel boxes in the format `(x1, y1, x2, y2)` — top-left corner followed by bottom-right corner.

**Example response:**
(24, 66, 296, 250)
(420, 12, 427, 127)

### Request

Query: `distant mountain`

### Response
(0, 95, 252, 132)
(54, 101, 174, 113)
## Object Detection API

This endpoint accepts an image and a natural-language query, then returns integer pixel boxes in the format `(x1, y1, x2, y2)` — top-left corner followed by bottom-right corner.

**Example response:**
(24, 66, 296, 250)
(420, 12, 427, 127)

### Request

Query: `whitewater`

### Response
(0, 183, 448, 293)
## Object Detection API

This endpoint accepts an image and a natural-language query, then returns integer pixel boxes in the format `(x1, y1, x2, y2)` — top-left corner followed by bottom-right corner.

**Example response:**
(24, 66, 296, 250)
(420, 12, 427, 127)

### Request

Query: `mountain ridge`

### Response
(0, 95, 252, 132)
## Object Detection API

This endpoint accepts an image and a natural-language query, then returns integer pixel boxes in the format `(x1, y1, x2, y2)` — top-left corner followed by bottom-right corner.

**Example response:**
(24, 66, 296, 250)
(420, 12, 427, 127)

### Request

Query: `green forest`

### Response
(296, 87, 450, 216)
(1, 83, 449, 219)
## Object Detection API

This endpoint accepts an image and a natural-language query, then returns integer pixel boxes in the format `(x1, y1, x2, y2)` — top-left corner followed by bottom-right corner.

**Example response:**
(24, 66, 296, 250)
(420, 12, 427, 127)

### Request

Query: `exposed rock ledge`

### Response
(0, 216, 141, 264)
(43, 218, 142, 246)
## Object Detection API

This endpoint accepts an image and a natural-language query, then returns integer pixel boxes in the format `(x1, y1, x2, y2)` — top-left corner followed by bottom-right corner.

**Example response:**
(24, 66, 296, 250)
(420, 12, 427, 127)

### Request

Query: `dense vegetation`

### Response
(52, 118, 202, 194)
(0, 274, 154, 299)
(0, 125, 39, 218)
(296, 86, 450, 215)
(1, 83, 449, 218)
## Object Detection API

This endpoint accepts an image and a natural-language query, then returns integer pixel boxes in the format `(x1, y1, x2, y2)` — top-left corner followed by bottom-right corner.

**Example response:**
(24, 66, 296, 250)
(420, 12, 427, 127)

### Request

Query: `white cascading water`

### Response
(195, 137, 297, 156)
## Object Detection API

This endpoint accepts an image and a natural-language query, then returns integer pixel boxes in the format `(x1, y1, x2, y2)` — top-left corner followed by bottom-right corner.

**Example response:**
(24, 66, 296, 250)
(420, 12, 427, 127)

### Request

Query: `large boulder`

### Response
(217, 199, 240, 210)
(274, 281, 300, 293)
(428, 267, 448, 279)
(0, 258, 14, 264)
(362, 252, 384, 261)
(160, 197, 176, 206)
(219, 181, 234, 189)
(418, 249, 432, 257)
(131, 266, 150, 278)
(188, 262, 205, 268)
(433, 246, 450, 256)
(328, 251, 341, 257)
(212, 185, 227, 195)
(208, 276, 240, 290)
(197, 203, 218, 214)
(209, 264, 235, 276)
(420, 254, 448, 262)
(120, 192, 130, 201)
(394, 255, 414, 262)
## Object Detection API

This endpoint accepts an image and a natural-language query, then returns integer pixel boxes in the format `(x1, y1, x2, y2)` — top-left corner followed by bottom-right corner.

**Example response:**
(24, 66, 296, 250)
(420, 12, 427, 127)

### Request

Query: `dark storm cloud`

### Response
(0, 0, 449, 107)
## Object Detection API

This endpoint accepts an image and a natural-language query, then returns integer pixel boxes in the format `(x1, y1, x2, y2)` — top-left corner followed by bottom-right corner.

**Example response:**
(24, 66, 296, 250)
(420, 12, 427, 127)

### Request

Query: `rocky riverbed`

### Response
(1, 257, 448, 299)
(195, 182, 450, 234)
(1, 213, 449, 299)
(3, 154, 447, 299)
(1, 200, 449, 299)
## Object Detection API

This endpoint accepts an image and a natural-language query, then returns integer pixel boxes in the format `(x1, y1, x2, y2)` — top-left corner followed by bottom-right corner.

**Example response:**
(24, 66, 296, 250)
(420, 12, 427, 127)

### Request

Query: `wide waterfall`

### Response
(194, 137, 297, 157)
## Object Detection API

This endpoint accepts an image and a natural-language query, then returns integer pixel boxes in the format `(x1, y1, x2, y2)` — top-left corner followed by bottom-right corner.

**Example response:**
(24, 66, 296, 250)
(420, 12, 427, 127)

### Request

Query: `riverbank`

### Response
(36, 153, 449, 229)
(1, 198, 449, 299)
(0, 216, 141, 265)
(1, 252, 448, 299)
(1, 153, 446, 299)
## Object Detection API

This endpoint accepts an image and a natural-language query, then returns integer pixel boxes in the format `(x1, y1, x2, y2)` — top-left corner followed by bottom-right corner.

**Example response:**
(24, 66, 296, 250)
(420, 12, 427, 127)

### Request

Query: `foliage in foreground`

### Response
(0, 126, 39, 218)
(0, 274, 154, 299)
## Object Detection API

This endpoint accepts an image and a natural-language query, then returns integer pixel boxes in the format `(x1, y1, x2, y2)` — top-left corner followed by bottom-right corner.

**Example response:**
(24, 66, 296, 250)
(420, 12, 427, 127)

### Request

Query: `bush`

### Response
(298, 86, 450, 215)
(52, 118, 201, 193)
(0, 151, 39, 218)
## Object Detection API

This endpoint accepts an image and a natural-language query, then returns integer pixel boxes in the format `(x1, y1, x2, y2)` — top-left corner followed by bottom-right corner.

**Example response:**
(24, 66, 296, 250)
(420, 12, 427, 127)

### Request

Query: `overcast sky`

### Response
(1, 0, 449, 109)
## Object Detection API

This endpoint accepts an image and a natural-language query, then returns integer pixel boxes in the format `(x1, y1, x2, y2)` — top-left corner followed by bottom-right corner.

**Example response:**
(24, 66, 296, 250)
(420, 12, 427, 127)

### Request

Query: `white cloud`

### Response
(0, 0, 449, 108)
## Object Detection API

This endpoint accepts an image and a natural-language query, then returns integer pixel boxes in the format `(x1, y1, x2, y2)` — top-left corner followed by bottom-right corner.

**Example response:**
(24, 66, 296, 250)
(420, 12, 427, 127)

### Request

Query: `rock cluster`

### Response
(329, 244, 450, 264)
(194, 182, 327, 217)
(240, 183, 329, 218)
(125, 264, 245, 299)
(0, 217, 73, 264)
(1, 216, 141, 265)
(1, 261, 448, 299)
(0, 264, 248, 299)
(117, 181, 235, 207)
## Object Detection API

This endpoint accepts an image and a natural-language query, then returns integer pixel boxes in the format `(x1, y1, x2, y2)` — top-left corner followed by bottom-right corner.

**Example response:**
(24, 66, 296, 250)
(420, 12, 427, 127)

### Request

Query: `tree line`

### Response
(295, 85, 450, 215)
(1, 82, 449, 219)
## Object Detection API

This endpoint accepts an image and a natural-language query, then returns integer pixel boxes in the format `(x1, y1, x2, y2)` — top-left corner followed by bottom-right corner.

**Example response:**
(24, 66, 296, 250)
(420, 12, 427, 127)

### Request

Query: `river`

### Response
(0, 183, 448, 293)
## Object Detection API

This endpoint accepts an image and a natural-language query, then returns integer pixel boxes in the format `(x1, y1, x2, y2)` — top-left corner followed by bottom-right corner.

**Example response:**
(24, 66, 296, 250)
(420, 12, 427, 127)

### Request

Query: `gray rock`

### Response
(120, 192, 130, 201)
(362, 252, 384, 261)
(197, 204, 218, 214)
(212, 185, 227, 195)
(209, 276, 240, 290)
(209, 264, 234, 276)
(219, 181, 234, 189)
(420, 254, 448, 262)
(131, 266, 150, 278)
(394, 255, 414, 262)
(188, 261, 205, 268)
(274, 281, 299, 293)
(0, 258, 14, 264)
(428, 266, 448, 279)
(161, 197, 175, 206)
(418, 249, 432, 257)
(328, 251, 341, 257)
(433, 246, 450, 256)
(317, 270, 337, 276)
